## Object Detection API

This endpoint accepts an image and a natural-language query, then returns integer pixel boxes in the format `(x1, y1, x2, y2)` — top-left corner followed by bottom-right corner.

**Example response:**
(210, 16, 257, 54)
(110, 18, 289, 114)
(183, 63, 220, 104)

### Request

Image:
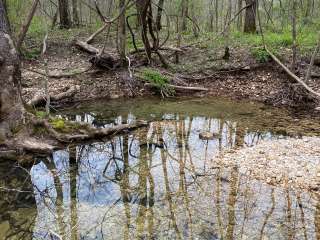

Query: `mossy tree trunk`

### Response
(0, 0, 25, 141)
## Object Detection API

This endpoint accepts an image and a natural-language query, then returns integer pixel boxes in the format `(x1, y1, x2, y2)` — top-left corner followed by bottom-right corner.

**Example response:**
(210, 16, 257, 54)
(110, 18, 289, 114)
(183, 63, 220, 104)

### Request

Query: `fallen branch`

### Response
(130, 46, 183, 54)
(86, 23, 110, 44)
(145, 83, 208, 91)
(28, 85, 80, 107)
(265, 47, 320, 99)
(256, 5, 320, 99)
(74, 40, 100, 54)
(16, 0, 40, 50)
(26, 67, 91, 78)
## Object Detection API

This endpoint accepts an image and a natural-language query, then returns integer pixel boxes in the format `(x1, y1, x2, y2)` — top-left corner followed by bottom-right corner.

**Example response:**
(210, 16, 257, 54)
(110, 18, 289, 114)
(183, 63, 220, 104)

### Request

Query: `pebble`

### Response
(212, 137, 320, 192)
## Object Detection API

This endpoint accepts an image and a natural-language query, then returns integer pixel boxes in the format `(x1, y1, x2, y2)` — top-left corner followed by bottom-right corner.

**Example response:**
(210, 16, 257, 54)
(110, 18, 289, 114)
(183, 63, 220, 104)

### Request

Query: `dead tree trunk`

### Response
(244, 0, 256, 33)
(0, 0, 25, 141)
(58, 0, 71, 28)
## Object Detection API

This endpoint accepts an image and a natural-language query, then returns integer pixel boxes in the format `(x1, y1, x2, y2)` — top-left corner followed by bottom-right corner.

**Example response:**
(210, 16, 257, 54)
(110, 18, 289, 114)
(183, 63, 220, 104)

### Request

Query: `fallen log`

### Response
(265, 47, 320, 99)
(74, 40, 100, 54)
(25, 67, 91, 79)
(28, 85, 80, 107)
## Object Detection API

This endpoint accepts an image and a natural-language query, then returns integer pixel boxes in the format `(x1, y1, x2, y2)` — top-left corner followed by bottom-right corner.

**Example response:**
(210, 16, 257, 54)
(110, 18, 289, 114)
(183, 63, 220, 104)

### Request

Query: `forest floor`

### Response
(213, 137, 320, 193)
(21, 31, 320, 113)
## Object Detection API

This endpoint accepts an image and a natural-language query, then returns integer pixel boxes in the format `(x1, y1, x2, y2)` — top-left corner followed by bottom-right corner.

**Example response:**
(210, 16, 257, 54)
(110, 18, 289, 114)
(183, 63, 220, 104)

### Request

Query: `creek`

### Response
(1, 97, 320, 239)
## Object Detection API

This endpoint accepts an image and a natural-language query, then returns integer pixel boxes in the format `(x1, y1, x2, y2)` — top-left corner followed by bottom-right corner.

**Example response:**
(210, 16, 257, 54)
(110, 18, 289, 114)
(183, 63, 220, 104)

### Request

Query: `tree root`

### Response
(32, 119, 149, 144)
(3, 119, 149, 162)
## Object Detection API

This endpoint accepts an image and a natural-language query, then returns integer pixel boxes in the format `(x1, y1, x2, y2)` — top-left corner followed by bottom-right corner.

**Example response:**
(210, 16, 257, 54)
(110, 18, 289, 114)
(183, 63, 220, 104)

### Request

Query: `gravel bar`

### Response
(212, 137, 320, 192)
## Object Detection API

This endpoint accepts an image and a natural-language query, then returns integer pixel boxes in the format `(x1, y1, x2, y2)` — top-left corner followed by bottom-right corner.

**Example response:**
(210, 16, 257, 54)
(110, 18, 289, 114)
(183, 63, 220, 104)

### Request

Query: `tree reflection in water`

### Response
(0, 112, 319, 239)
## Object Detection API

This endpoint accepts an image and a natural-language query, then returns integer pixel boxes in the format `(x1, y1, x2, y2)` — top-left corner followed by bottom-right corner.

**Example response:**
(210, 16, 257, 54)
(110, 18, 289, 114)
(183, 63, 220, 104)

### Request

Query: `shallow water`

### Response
(1, 97, 320, 239)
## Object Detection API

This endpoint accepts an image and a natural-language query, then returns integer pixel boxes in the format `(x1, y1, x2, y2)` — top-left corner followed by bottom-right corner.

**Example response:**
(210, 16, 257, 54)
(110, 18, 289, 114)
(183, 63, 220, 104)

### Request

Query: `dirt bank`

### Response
(212, 137, 320, 193)
(21, 41, 320, 111)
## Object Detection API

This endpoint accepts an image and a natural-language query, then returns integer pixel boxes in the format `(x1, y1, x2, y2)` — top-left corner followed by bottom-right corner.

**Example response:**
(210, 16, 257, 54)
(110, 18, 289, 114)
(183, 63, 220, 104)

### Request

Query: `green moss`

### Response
(51, 118, 66, 130)
(48, 117, 87, 134)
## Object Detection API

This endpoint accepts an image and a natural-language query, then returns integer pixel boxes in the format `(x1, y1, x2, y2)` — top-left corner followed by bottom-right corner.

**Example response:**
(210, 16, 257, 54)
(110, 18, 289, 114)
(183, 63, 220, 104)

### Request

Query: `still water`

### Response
(1, 97, 320, 239)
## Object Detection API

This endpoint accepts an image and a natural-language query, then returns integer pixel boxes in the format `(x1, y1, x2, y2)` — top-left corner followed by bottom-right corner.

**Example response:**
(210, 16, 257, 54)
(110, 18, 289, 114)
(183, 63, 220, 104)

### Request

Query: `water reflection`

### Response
(1, 99, 319, 239)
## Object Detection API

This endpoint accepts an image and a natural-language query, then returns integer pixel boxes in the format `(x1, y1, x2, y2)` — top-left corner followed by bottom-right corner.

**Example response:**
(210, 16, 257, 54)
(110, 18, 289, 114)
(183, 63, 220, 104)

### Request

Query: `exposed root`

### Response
(32, 119, 149, 144)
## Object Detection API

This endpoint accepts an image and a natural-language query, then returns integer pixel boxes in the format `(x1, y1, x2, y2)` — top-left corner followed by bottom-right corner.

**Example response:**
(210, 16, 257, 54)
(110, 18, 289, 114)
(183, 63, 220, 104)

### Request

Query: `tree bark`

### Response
(291, 0, 297, 69)
(0, 0, 9, 33)
(156, 0, 164, 31)
(72, 0, 79, 26)
(244, 0, 256, 33)
(58, 0, 71, 28)
(237, 0, 243, 31)
(180, 0, 188, 31)
(136, 0, 152, 62)
(0, 0, 24, 141)
(118, 0, 126, 65)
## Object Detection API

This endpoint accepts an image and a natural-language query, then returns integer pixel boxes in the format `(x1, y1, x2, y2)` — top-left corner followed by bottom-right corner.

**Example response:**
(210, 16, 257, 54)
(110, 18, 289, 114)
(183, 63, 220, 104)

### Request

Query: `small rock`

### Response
(199, 132, 220, 140)
(276, 175, 282, 183)
(296, 172, 303, 177)
(110, 94, 120, 99)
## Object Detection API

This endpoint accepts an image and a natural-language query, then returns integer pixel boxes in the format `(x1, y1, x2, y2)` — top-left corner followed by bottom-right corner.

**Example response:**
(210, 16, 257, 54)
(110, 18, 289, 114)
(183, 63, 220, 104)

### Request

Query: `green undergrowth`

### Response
(138, 68, 175, 97)
(250, 48, 271, 63)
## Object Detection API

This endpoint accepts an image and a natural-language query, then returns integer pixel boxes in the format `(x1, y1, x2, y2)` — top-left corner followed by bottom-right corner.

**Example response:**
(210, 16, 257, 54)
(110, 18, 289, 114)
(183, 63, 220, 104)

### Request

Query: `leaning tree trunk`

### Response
(58, 0, 71, 28)
(244, 0, 257, 33)
(0, 0, 24, 141)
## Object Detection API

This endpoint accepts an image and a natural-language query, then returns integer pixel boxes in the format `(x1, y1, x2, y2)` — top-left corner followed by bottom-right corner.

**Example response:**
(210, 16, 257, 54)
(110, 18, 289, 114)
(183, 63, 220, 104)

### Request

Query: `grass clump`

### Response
(35, 111, 47, 119)
(139, 68, 175, 97)
(23, 48, 42, 60)
(251, 48, 271, 63)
